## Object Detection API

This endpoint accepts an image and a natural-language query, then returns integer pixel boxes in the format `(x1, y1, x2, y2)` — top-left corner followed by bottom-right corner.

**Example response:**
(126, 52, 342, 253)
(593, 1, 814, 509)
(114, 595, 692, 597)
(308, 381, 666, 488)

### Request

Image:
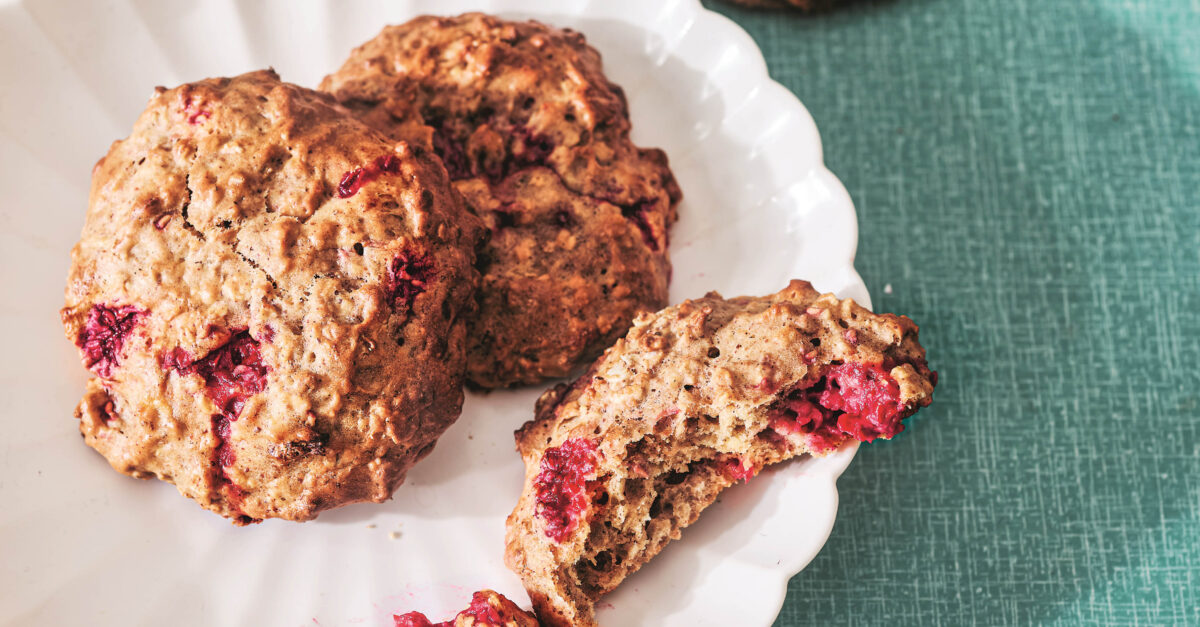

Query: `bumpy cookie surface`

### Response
(321, 13, 682, 388)
(61, 70, 481, 524)
(393, 590, 539, 627)
(504, 281, 937, 626)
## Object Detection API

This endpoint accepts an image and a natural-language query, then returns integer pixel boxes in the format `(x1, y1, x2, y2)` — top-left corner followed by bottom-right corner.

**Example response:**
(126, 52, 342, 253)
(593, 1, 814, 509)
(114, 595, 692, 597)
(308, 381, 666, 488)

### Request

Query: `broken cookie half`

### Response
(504, 280, 937, 626)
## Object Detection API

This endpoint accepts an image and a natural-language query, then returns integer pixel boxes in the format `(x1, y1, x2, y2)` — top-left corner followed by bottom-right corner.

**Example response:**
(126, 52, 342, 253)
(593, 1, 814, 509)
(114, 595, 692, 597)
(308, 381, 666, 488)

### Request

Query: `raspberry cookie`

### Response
(393, 590, 538, 627)
(61, 70, 481, 524)
(320, 13, 682, 388)
(504, 281, 937, 626)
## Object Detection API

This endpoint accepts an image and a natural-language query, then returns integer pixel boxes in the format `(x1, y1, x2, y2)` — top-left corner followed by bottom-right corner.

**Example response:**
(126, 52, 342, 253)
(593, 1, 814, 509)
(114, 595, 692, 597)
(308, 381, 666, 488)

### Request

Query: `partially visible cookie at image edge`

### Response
(393, 590, 539, 627)
(728, 0, 839, 10)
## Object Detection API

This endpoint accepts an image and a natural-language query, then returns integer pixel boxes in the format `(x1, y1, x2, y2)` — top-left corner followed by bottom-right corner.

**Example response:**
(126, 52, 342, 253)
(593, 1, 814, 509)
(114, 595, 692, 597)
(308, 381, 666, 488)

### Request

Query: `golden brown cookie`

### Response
(504, 281, 937, 626)
(61, 70, 482, 524)
(392, 590, 539, 627)
(320, 13, 681, 388)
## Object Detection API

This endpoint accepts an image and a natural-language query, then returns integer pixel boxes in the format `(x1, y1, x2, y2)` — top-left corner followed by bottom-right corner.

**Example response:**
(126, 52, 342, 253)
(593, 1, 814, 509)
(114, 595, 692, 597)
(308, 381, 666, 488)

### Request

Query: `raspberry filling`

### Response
(209, 412, 253, 523)
(212, 415, 237, 468)
(460, 591, 507, 625)
(512, 125, 555, 169)
(209, 412, 256, 523)
(720, 456, 759, 483)
(430, 125, 472, 181)
(393, 613, 446, 627)
(171, 331, 269, 419)
(534, 438, 599, 543)
(425, 111, 555, 184)
(769, 363, 909, 447)
(99, 398, 118, 425)
(76, 304, 145, 378)
(164, 330, 268, 524)
(821, 362, 909, 439)
(182, 95, 210, 125)
(619, 201, 659, 252)
(393, 591, 515, 627)
(386, 252, 435, 313)
(337, 154, 402, 198)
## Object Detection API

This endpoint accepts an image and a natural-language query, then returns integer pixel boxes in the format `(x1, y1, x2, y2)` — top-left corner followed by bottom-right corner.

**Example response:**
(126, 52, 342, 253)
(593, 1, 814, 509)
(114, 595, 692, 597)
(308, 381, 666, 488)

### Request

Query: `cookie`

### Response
(728, 0, 837, 9)
(61, 70, 482, 524)
(320, 13, 682, 388)
(503, 281, 937, 626)
(393, 590, 539, 627)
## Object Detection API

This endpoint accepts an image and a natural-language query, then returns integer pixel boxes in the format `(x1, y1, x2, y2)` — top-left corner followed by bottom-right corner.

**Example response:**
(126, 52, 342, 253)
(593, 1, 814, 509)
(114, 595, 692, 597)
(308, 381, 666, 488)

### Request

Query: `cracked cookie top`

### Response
(321, 13, 682, 388)
(61, 70, 482, 523)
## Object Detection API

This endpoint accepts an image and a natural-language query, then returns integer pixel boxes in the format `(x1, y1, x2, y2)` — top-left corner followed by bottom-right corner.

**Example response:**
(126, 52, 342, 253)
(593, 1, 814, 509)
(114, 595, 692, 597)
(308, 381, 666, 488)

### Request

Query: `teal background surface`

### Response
(703, 0, 1200, 624)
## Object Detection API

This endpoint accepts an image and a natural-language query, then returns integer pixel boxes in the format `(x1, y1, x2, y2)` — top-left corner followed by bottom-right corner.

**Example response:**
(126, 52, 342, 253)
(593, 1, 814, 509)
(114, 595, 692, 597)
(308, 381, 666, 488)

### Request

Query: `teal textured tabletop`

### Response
(701, 0, 1200, 624)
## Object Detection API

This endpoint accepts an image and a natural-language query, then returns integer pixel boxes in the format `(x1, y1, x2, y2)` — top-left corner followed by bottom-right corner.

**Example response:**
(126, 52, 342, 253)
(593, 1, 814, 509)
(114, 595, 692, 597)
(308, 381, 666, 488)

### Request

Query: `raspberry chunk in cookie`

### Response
(393, 590, 538, 627)
(534, 438, 600, 542)
(74, 304, 144, 378)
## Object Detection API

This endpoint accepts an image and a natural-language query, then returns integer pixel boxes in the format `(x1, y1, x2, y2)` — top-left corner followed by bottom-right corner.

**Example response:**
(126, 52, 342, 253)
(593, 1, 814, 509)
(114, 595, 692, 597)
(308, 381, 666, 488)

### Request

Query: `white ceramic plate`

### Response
(0, 0, 866, 624)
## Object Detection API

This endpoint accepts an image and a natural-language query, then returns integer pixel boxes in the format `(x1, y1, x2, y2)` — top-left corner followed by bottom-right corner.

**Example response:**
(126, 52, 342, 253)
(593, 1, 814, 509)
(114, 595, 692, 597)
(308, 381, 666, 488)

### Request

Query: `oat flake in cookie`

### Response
(504, 281, 937, 626)
(321, 13, 682, 388)
(60, 70, 482, 524)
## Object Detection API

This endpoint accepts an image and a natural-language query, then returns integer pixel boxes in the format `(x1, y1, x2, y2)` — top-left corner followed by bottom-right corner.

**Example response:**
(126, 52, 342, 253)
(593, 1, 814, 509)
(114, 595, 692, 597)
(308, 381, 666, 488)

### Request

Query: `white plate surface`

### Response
(0, 0, 866, 625)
